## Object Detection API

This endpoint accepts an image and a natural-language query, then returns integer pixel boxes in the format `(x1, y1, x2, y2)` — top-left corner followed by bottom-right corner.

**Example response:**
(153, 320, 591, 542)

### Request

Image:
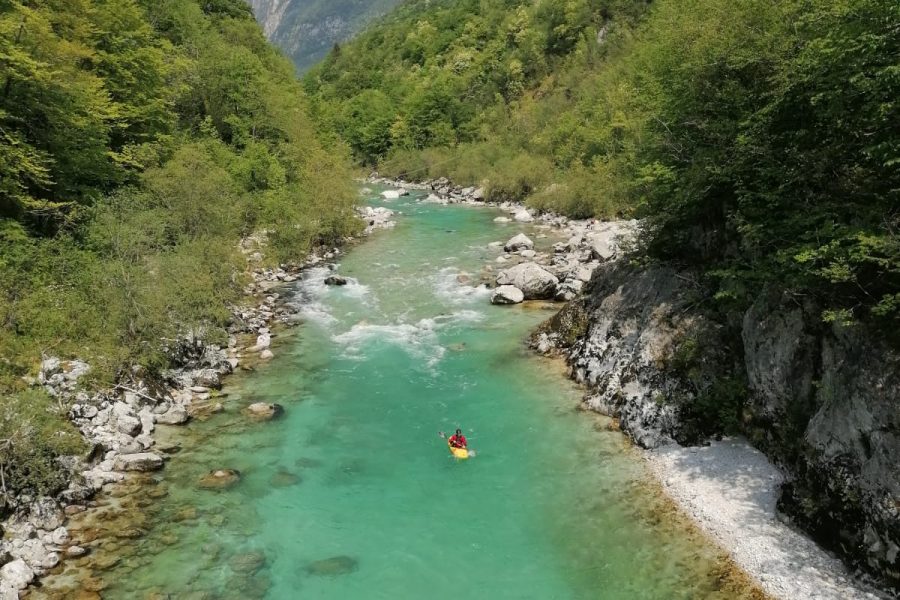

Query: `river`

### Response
(46, 188, 759, 599)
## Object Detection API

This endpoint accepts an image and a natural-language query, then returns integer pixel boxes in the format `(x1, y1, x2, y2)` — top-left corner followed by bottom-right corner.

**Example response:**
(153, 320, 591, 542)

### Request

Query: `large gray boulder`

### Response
(0, 559, 33, 590)
(496, 263, 558, 300)
(490, 286, 525, 305)
(504, 233, 534, 252)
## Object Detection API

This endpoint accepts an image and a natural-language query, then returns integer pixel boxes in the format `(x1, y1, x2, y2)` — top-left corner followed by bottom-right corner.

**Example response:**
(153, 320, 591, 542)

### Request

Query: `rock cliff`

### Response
(536, 261, 900, 589)
(246, 0, 402, 72)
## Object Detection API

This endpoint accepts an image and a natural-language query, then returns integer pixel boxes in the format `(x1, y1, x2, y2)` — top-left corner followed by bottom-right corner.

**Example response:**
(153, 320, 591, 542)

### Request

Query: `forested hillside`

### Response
(0, 0, 357, 498)
(306, 0, 899, 334)
(247, 0, 403, 72)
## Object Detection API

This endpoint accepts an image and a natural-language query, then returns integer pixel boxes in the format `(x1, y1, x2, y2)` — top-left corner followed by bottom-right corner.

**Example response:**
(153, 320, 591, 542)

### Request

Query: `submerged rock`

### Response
(305, 555, 358, 577)
(269, 470, 301, 488)
(113, 453, 164, 472)
(230, 552, 267, 574)
(242, 402, 284, 421)
(198, 469, 241, 490)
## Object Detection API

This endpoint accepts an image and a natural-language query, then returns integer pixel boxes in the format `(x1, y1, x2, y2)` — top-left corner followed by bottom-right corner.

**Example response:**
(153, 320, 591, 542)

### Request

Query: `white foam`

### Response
(433, 267, 492, 306)
(289, 266, 374, 328)
(333, 319, 446, 367)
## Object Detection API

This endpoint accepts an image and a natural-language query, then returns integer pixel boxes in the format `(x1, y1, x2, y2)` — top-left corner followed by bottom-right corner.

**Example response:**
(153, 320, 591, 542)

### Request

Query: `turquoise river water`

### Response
(46, 189, 758, 599)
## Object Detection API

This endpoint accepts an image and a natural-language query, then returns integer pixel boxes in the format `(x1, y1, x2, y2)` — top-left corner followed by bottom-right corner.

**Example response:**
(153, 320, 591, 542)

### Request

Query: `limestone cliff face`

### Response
(245, 0, 402, 72)
(537, 262, 900, 589)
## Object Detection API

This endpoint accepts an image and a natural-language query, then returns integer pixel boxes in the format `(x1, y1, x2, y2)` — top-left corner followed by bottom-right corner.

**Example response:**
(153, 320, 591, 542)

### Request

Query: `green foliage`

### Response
(0, 389, 87, 499)
(0, 0, 359, 497)
(313, 0, 899, 329)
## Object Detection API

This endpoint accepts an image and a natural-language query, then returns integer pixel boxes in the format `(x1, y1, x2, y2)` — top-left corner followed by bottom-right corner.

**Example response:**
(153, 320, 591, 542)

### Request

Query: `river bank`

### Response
(0, 206, 396, 598)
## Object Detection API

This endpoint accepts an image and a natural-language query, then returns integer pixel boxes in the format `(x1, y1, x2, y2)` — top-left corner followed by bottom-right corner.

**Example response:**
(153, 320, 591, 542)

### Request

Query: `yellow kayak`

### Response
(448, 442, 469, 459)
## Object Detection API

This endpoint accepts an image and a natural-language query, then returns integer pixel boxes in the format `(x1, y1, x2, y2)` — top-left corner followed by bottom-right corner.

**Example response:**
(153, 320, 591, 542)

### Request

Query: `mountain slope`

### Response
(247, 0, 402, 71)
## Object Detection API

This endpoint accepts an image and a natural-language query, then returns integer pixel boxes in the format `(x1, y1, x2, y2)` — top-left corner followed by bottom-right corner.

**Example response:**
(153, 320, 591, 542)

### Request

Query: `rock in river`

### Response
(114, 453, 164, 472)
(243, 402, 284, 421)
(324, 275, 348, 286)
(496, 262, 559, 300)
(503, 233, 534, 252)
(230, 551, 267, 574)
(199, 469, 241, 490)
(491, 285, 525, 305)
(305, 555, 358, 577)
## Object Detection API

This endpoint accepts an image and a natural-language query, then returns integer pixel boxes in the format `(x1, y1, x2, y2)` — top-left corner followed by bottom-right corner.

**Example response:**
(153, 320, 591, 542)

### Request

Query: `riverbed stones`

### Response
(259, 349, 274, 361)
(243, 402, 284, 421)
(198, 469, 241, 490)
(496, 263, 559, 300)
(249, 333, 271, 353)
(0, 559, 34, 590)
(491, 285, 525, 305)
(504, 233, 534, 252)
(114, 453, 164, 472)
(230, 551, 266, 574)
(156, 406, 189, 425)
(269, 470, 301, 488)
(305, 555, 358, 577)
(65, 545, 88, 558)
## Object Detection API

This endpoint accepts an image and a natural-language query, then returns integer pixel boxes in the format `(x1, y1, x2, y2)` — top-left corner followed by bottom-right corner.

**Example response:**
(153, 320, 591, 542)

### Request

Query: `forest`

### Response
(0, 0, 358, 499)
(306, 0, 899, 336)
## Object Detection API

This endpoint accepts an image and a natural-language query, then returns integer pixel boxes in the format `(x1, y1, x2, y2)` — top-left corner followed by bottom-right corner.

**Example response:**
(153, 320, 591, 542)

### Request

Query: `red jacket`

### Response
(448, 434, 467, 448)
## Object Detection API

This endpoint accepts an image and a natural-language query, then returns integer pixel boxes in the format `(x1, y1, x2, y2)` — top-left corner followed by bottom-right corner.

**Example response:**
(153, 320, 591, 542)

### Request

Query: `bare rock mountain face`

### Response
(247, 0, 402, 72)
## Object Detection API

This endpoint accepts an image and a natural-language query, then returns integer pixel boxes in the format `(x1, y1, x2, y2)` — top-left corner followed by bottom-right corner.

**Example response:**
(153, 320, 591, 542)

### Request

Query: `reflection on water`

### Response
(37, 190, 763, 600)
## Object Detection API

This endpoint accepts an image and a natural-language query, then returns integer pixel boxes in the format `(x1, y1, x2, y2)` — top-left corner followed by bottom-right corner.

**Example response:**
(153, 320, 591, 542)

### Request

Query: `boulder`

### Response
(199, 469, 241, 490)
(156, 406, 189, 426)
(260, 349, 274, 361)
(493, 216, 511, 223)
(520, 249, 536, 259)
(243, 403, 284, 421)
(116, 414, 142, 437)
(305, 555, 358, 577)
(324, 275, 348, 286)
(193, 368, 221, 389)
(503, 233, 534, 252)
(0, 559, 33, 590)
(472, 187, 485, 201)
(114, 453, 163, 472)
(230, 551, 267, 574)
(496, 263, 559, 300)
(249, 332, 271, 352)
(513, 209, 534, 223)
(17, 539, 58, 572)
(491, 286, 525, 305)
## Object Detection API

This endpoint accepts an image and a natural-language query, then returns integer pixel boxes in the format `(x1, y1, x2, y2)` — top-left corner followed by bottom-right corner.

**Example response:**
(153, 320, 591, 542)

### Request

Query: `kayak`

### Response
(448, 442, 469, 459)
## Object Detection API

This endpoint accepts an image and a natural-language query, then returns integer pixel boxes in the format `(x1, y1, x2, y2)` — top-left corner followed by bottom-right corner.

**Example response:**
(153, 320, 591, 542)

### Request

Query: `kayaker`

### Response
(448, 429, 467, 449)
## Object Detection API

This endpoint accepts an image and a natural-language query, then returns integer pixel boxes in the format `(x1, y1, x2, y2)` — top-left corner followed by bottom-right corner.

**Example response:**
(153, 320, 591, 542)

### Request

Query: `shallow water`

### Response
(53, 190, 758, 599)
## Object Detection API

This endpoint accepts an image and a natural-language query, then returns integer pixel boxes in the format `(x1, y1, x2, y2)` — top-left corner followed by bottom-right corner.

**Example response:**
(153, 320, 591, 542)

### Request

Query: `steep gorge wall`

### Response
(537, 262, 900, 589)
(246, 0, 402, 72)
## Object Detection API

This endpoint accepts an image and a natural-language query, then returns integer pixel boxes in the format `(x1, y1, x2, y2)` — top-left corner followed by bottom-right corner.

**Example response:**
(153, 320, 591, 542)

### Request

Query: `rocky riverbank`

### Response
(533, 261, 899, 597)
(0, 210, 397, 598)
